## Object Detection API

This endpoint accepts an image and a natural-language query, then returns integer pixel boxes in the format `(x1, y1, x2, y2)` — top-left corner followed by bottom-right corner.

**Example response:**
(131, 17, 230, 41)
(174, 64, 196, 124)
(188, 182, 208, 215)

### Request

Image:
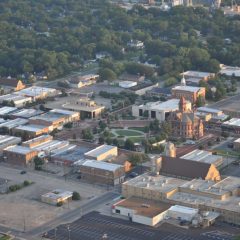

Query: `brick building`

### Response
(168, 97, 204, 139)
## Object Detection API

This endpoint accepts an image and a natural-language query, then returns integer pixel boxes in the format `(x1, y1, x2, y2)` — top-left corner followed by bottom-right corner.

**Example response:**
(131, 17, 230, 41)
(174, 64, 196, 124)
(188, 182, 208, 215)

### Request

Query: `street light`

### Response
(67, 225, 71, 240)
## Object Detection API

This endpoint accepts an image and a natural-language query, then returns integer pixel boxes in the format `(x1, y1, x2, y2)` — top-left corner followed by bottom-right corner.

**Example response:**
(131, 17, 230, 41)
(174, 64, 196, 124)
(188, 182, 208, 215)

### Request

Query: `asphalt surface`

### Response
(43, 211, 238, 240)
(26, 191, 119, 238)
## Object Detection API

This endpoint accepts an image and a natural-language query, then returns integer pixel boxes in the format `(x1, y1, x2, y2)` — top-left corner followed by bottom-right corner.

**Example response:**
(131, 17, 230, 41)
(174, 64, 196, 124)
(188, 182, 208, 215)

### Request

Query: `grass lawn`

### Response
(214, 149, 240, 158)
(128, 127, 148, 133)
(115, 129, 143, 137)
(128, 136, 145, 143)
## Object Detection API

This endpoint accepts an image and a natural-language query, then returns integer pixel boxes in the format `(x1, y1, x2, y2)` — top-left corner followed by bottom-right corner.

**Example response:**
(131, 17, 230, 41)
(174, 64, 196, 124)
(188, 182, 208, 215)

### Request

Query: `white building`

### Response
(41, 189, 73, 205)
(167, 205, 198, 222)
(220, 65, 240, 77)
(132, 99, 191, 121)
(112, 197, 170, 226)
(0, 94, 32, 107)
(119, 81, 137, 89)
(197, 107, 228, 121)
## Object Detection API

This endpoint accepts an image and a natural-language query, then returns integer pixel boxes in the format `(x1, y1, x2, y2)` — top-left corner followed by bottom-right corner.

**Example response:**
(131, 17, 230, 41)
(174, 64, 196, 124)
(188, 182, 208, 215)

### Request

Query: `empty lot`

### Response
(0, 165, 106, 231)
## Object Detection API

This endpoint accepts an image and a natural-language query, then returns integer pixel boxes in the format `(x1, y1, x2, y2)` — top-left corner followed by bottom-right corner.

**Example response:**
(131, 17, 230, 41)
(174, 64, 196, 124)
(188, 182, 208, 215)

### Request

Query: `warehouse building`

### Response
(132, 99, 191, 121)
(84, 145, 118, 161)
(0, 78, 25, 93)
(233, 138, 240, 150)
(79, 160, 125, 185)
(3, 145, 38, 166)
(112, 197, 170, 226)
(22, 135, 53, 148)
(180, 150, 223, 168)
(0, 94, 32, 107)
(41, 189, 73, 205)
(0, 106, 18, 116)
(222, 118, 240, 133)
(10, 108, 44, 119)
(180, 71, 215, 86)
(12, 124, 50, 138)
(0, 135, 21, 154)
(29, 109, 79, 129)
(16, 86, 59, 100)
(0, 118, 29, 132)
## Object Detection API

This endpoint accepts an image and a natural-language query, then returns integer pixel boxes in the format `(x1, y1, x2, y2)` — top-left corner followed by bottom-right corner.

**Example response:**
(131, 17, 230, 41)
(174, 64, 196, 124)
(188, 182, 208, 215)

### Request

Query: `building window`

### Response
(116, 209, 120, 214)
(139, 109, 143, 116)
(151, 111, 156, 119)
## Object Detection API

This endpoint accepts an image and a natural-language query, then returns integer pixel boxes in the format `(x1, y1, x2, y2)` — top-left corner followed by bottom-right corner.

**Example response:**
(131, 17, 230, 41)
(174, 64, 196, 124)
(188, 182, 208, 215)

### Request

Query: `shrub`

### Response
(72, 191, 81, 201)
(56, 202, 63, 207)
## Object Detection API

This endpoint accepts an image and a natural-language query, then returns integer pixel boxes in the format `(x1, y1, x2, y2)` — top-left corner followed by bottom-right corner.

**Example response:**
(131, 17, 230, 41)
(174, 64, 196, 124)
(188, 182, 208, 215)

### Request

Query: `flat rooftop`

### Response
(181, 149, 223, 166)
(223, 118, 240, 127)
(50, 109, 79, 116)
(14, 124, 48, 132)
(84, 145, 117, 158)
(4, 145, 36, 154)
(0, 135, 21, 146)
(197, 107, 222, 114)
(10, 108, 44, 119)
(0, 106, 18, 115)
(123, 173, 188, 193)
(182, 71, 214, 78)
(0, 94, 31, 102)
(172, 85, 204, 93)
(234, 138, 240, 143)
(16, 86, 57, 97)
(23, 134, 52, 145)
(81, 160, 123, 171)
(42, 189, 73, 200)
(138, 99, 185, 112)
(53, 145, 93, 162)
(0, 118, 28, 129)
(30, 112, 67, 122)
(114, 197, 171, 218)
(62, 102, 105, 112)
(220, 65, 240, 77)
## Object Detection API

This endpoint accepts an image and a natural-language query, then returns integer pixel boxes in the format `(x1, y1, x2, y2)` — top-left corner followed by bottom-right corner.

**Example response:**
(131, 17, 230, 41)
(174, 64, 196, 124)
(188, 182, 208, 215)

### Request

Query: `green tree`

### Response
(34, 156, 44, 171)
(124, 139, 135, 151)
(72, 191, 81, 200)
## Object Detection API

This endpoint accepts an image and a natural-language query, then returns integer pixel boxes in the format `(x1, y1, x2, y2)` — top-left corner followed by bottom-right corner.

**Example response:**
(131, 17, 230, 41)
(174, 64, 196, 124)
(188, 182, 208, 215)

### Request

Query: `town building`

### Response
(158, 156, 221, 181)
(112, 197, 170, 226)
(84, 145, 118, 161)
(146, 87, 172, 99)
(0, 106, 18, 117)
(233, 138, 240, 150)
(0, 78, 25, 93)
(164, 142, 176, 158)
(220, 64, 240, 77)
(29, 109, 79, 129)
(12, 124, 50, 138)
(41, 189, 73, 205)
(122, 173, 240, 226)
(119, 73, 145, 83)
(119, 81, 137, 89)
(69, 74, 99, 88)
(221, 118, 240, 134)
(132, 98, 191, 122)
(197, 107, 228, 122)
(127, 40, 144, 49)
(63, 98, 105, 119)
(180, 149, 223, 168)
(171, 85, 206, 105)
(0, 94, 32, 107)
(79, 160, 125, 185)
(3, 145, 38, 166)
(180, 71, 215, 86)
(9, 108, 44, 119)
(22, 134, 53, 148)
(129, 82, 158, 96)
(0, 118, 29, 132)
(168, 97, 204, 139)
(0, 135, 21, 154)
(16, 86, 59, 100)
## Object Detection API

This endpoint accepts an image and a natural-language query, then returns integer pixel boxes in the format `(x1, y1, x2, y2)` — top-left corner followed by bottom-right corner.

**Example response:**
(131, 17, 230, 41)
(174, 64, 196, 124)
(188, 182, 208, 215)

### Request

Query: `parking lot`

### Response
(44, 212, 238, 240)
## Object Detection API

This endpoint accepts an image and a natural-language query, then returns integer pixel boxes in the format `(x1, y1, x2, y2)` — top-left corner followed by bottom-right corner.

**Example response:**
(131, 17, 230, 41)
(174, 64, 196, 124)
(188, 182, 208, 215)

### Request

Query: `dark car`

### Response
(20, 170, 26, 174)
(129, 172, 138, 178)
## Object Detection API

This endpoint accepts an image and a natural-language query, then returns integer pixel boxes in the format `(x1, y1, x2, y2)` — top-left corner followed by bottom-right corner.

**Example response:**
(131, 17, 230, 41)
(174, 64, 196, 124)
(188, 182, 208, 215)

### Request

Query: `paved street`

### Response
(43, 212, 237, 240)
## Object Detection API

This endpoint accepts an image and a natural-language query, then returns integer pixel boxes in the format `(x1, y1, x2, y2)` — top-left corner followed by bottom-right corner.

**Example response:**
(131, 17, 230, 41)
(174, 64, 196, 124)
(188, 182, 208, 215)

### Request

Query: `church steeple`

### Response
(181, 73, 186, 86)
